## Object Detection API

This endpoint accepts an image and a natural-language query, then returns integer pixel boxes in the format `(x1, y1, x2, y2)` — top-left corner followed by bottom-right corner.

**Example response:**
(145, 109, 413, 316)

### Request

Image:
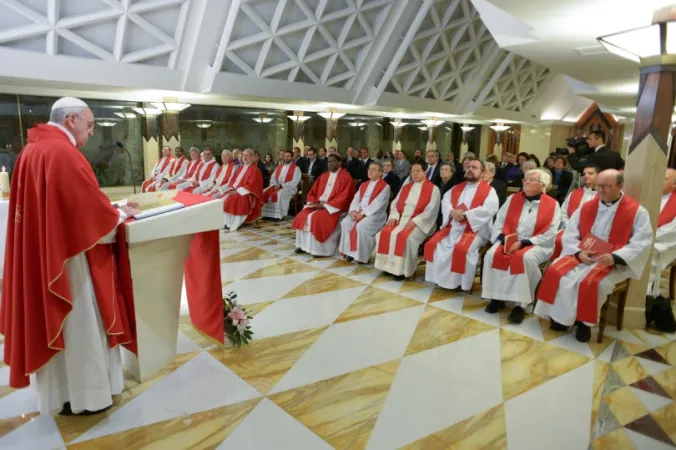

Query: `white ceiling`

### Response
(0, 0, 648, 123)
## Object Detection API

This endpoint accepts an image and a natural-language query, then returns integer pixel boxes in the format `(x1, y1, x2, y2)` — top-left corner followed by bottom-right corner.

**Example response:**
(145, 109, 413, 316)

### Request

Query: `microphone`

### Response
(116, 141, 137, 194)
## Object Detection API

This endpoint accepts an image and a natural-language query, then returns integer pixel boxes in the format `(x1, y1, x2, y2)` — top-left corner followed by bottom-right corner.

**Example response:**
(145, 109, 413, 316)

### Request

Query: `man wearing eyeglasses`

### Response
(0, 97, 139, 416)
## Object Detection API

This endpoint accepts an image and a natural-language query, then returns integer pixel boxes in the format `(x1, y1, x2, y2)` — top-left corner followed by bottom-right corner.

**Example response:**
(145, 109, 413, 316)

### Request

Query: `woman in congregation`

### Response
(374, 162, 440, 281)
(264, 153, 276, 174)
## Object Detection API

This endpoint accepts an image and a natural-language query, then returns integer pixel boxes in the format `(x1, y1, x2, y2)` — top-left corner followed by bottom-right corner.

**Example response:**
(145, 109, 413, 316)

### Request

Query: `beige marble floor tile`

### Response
(537, 317, 572, 342)
(269, 360, 400, 450)
(221, 247, 279, 263)
(591, 428, 636, 450)
(0, 412, 39, 439)
(404, 404, 507, 450)
(589, 332, 615, 358)
(351, 265, 376, 276)
(603, 386, 648, 426)
(0, 385, 15, 401)
(618, 340, 650, 356)
(281, 271, 364, 299)
(242, 258, 319, 279)
(652, 401, 676, 443)
(335, 286, 421, 323)
(591, 361, 610, 433)
(612, 357, 648, 386)
(208, 327, 328, 395)
(500, 329, 589, 401)
(653, 367, 676, 399)
(398, 279, 430, 293)
(68, 398, 261, 450)
(179, 323, 219, 349)
(242, 301, 274, 318)
(427, 286, 459, 303)
(328, 259, 357, 269)
(656, 341, 676, 366)
(405, 305, 495, 356)
(220, 240, 249, 249)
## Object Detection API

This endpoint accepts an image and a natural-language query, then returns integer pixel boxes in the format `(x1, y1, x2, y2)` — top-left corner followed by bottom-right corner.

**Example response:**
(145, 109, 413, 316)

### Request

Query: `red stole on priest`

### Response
(424, 181, 493, 273)
(551, 188, 587, 261)
(169, 156, 187, 177)
(377, 179, 434, 257)
(658, 192, 676, 228)
(142, 156, 174, 191)
(0, 124, 135, 388)
(292, 169, 356, 243)
(491, 192, 557, 274)
(264, 162, 298, 203)
(214, 161, 236, 189)
(537, 195, 639, 323)
(223, 164, 264, 223)
(349, 179, 388, 251)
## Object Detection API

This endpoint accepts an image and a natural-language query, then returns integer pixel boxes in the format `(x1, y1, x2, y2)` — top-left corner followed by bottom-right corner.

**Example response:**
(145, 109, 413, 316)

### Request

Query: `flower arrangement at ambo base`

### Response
(223, 291, 254, 347)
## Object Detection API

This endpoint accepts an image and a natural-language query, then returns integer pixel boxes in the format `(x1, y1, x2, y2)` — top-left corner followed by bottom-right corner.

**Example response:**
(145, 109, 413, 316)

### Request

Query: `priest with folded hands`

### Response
(262, 149, 301, 219)
(339, 161, 390, 264)
(425, 159, 499, 293)
(646, 168, 676, 296)
(196, 150, 236, 195)
(161, 147, 201, 190)
(178, 147, 219, 193)
(220, 148, 264, 231)
(374, 162, 440, 281)
(141, 146, 174, 192)
(293, 154, 355, 257)
(482, 168, 561, 324)
(535, 170, 652, 342)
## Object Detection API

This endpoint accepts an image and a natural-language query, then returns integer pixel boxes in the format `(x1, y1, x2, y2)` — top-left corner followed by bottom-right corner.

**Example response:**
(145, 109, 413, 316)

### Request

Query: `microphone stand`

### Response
(116, 142, 137, 194)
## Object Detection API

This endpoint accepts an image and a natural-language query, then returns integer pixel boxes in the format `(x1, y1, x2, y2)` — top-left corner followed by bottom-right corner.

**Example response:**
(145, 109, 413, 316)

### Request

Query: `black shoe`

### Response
(59, 402, 73, 416)
(295, 248, 305, 254)
(485, 300, 504, 314)
(79, 404, 113, 416)
(508, 306, 526, 324)
(575, 323, 591, 343)
(346, 256, 354, 262)
(549, 319, 569, 332)
(393, 275, 405, 281)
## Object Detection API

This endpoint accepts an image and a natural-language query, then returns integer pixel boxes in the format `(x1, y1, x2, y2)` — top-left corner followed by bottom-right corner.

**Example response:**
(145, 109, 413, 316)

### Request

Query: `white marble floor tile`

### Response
(399, 287, 434, 304)
(603, 327, 644, 345)
(630, 387, 673, 412)
(289, 253, 313, 262)
(366, 329, 503, 450)
(0, 364, 9, 386)
(461, 302, 502, 327)
(596, 341, 616, 363)
(0, 414, 65, 450)
(505, 361, 594, 450)
(631, 329, 671, 347)
(252, 286, 367, 340)
(220, 258, 280, 282)
(72, 352, 261, 444)
(270, 306, 425, 395)
(372, 280, 405, 293)
(217, 398, 332, 450)
(326, 265, 359, 277)
(0, 386, 38, 420)
(176, 330, 202, 354)
(302, 258, 337, 270)
(348, 270, 383, 285)
(219, 247, 250, 259)
(637, 357, 671, 377)
(624, 429, 676, 450)
(501, 316, 545, 342)
(429, 297, 464, 314)
(224, 271, 318, 305)
(547, 333, 594, 358)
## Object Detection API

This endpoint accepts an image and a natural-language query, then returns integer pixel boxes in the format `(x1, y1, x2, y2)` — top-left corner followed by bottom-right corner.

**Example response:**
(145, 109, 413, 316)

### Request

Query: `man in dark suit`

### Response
(343, 147, 360, 180)
(304, 147, 326, 180)
(483, 161, 507, 206)
(551, 156, 573, 203)
(424, 150, 442, 186)
(357, 147, 373, 183)
(382, 159, 401, 197)
(567, 130, 624, 172)
(318, 147, 328, 164)
(495, 151, 514, 183)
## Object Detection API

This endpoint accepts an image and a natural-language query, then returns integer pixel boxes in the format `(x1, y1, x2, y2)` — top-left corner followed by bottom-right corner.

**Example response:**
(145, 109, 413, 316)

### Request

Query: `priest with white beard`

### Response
(535, 170, 653, 342)
(424, 159, 499, 293)
(551, 165, 599, 261)
(262, 149, 301, 219)
(339, 161, 390, 264)
(482, 168, 561, 324)
(374, 162, 440, 281)
(647, 169, 676, 296)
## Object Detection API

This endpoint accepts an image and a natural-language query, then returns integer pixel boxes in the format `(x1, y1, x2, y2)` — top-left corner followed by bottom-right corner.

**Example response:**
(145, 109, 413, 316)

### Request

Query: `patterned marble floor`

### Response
(1, 219, 676, 449)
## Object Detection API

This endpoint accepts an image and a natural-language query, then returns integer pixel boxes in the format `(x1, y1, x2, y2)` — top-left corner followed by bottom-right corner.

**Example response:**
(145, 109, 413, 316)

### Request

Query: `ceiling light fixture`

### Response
(287, 114, 311, 122)
(114, 112, 137, 119)
(460, 125, 475, 133)
(151, 102, 191, 112)
(132, 107, 162, 116)
(391, 120, 408, 128)
(97, 120, 118, 127)
(489, 123, 511, 132)
(195, 120, 213, 129)
(318, 111, 346, 120)
(421, 118, 444, 127)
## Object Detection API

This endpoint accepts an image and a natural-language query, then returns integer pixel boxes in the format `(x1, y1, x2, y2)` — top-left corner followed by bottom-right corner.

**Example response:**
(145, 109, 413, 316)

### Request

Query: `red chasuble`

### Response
(491, 192, 557, 275)
(537, 195, 640, 323)
(551, 188, 587, 261)
(424, 181, 493, 273)
(349, 179, 389, 251)
(292, 169, 356, 243)
(377, 179, 435, 257)
(264, 162, 298, 203)
(0, 124, 135, 388)
(658, 192, 676, 227)
(142, 156, 174, 192)
(223, 164, 264, 223)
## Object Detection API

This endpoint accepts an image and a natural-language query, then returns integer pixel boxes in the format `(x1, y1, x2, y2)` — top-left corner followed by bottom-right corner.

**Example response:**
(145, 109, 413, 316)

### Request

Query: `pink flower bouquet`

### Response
(223, 291, 254, 347)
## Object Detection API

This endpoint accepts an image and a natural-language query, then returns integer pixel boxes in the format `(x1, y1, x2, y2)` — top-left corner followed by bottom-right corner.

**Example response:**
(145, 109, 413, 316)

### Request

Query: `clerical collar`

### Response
(585, 186, 596, 192)
(47, 121, 76, 146)
(601, 194, 622, 207)
(524, 193, 542, 202)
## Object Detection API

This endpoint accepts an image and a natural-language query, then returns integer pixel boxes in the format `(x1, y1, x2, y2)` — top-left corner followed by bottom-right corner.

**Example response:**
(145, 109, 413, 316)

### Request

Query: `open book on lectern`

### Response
(113, 190, 186, 220)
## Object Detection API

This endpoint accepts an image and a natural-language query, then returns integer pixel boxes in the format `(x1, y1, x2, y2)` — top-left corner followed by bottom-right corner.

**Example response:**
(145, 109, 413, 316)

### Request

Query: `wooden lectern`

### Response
(118, 191, 223, 382)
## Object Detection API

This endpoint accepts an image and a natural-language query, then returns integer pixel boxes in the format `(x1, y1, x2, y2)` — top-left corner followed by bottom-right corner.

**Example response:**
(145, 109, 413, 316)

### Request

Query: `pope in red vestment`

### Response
(222, 149, 264, 231)
(0, 97, 137, 415)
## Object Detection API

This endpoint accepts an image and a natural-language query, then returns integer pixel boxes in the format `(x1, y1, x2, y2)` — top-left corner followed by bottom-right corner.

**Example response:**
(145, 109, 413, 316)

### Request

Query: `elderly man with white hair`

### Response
(0, 97, 139, 415)
(481, 168, 561, 324)
(195, 150, 236, 195)
(221, 148, 264, 230)
(177, 147, 219, 193)
(262, 149, 301, 219)
(141, 146, 174, 192)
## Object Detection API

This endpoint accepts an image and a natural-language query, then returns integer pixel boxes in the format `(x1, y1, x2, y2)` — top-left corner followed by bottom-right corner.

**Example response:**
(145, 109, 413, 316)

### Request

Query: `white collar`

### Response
(47, 121, 76, 146)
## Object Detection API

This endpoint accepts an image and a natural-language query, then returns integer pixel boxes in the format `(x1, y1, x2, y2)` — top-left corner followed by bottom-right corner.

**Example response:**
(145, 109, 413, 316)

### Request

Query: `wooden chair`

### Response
(290, 175, 311, 215)
(669, 263, 675, 300)
(597, 280, 630, 343)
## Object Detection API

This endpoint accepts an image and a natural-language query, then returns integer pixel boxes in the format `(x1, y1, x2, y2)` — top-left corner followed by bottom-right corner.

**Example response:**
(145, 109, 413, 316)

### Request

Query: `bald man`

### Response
(647, 168, 676, 296)
(535, 170, 653, 342)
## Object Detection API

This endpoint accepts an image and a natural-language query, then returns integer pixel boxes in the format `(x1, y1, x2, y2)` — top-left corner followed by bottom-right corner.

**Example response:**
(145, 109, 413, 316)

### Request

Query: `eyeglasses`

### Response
(72, 115, 94, 130)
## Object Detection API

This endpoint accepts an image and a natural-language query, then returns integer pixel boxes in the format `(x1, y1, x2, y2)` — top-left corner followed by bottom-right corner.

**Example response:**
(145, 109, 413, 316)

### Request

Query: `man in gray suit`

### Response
(394, 150, 410, 180)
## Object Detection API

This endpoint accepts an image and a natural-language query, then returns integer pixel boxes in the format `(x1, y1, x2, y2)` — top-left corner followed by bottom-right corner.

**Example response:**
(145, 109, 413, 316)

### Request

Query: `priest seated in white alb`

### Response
(195, 150, 236, 195)
(374, 162, 440, 281)
(551, 165, 599, 261)
(161, 147, 200, 190)
(262, 149, 301, 219)
(339, 161, 390, 264)
(178, 147, 219, 193)
(482, 168, 560, 325)
(424, 160, 499, 293)
(535, 170, 653, 342)
(647, 169, 676, 297)
(292, 154, 356, 257)
(221, 149, 264, 231)
(141, 146, 173, 192)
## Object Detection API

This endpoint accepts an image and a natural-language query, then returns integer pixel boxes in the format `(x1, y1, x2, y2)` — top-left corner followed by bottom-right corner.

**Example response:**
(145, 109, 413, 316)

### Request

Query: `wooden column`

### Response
(620, 63, 676, 328)
(291, 111, 305, 150)
(142, 114, 159, 179)
(326, 117, 338, 150)
(426, 126, 438, 151)
(161, 111, 181, 155)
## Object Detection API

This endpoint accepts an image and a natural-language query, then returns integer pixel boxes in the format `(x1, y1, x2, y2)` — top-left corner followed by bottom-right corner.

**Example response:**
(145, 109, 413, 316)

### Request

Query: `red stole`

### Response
(169, 156, 187, 176)
(185, 160, 201, 179)
(198, 160, 216, 181)
(265, 163, 298, 202)
(537, 195, 640, 323)
(155, 156, 173, 176)
(350, 179, 389, 251)
(567, 188, 585, 217)
(223, 164, 265, 222)
(215, 162, 236, 188)
(423, 181, 493, 273)
(658, 192, 676, 228)
(491, 192, 557, 275)
(377, 180, 435, 257)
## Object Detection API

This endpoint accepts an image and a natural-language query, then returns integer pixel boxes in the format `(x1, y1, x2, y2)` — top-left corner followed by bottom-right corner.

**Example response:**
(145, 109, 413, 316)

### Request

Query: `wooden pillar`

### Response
(326, 116, 339, 150)
(161, 111, 181, 155)
(142, 114, 159, 179)
(290, 111, 305, 150)
(426, 125, 438, 151)
(619, 62, 676, 328)
(392, 124, 404, 151)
